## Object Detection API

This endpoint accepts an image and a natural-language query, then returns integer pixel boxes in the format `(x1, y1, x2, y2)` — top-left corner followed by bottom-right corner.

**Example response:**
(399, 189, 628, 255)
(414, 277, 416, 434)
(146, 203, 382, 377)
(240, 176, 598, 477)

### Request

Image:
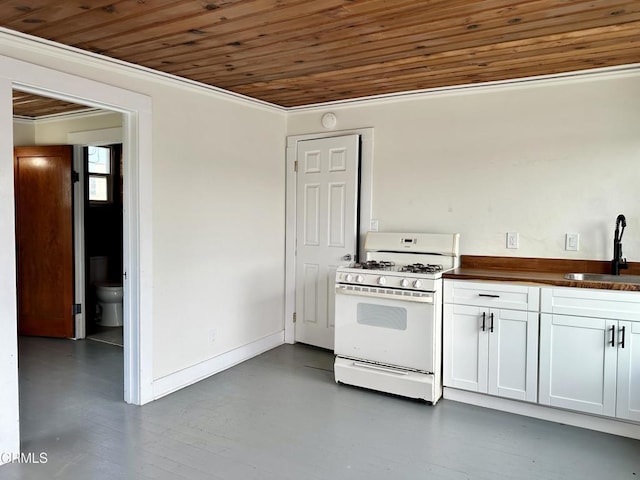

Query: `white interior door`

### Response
(295, 134, 359, 350)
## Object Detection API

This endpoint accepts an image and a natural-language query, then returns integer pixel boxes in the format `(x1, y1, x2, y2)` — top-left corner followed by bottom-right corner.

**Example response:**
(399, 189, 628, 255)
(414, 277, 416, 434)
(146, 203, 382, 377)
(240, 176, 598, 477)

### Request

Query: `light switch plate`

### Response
(565, 233, 579, 251)
(370, 219, 379, 232)
(506, 232, 519, 249)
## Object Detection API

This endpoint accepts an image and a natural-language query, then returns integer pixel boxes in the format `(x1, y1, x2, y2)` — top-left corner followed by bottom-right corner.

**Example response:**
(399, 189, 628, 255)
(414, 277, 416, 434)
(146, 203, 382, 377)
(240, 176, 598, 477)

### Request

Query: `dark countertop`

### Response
(444, 256, 640, 292)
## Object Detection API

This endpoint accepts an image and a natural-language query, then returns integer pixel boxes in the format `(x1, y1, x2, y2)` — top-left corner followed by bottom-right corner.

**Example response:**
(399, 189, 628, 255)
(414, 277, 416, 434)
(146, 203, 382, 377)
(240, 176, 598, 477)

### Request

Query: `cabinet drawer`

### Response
(541, 287, 640, 321)
(444, 280, 539, 311)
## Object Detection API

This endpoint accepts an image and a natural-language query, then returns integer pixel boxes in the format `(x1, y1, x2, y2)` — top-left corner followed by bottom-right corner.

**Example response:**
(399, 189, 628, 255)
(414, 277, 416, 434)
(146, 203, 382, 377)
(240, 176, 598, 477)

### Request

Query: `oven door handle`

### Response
(335, 285, 434, 303)
(352, 361, 410, 376)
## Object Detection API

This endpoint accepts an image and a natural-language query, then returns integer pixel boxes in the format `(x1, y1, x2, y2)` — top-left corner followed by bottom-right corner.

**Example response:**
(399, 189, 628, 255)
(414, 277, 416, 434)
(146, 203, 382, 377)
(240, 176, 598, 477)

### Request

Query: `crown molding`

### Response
(12, 115, 32, 124)
(0, 28, 286, 114)
(287, 63, 640, 112)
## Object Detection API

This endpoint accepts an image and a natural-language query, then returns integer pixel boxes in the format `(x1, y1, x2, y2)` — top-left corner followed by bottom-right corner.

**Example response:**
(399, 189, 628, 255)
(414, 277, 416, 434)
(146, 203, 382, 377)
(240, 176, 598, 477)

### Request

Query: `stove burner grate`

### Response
(399, 263, 444, 274)
(351, 260, 396, 271)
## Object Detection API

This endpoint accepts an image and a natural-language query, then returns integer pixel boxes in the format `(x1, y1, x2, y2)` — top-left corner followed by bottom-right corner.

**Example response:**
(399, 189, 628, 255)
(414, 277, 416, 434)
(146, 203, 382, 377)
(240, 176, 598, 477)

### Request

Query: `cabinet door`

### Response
(539, 314, 617, 416)
(443, 303, 488, 393)
(488, 309, 538, 402)
(616, 321, 640, 421)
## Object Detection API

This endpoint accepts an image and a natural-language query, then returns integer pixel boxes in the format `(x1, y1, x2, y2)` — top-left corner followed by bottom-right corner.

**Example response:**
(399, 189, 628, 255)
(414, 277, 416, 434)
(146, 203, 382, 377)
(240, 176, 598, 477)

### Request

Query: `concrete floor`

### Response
(3, 337, 639, 479)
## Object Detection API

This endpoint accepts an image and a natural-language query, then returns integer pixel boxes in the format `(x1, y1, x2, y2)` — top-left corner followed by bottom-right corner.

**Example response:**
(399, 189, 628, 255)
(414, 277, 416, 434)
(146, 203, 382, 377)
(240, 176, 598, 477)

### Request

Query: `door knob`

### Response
(342, 254, 353, 261)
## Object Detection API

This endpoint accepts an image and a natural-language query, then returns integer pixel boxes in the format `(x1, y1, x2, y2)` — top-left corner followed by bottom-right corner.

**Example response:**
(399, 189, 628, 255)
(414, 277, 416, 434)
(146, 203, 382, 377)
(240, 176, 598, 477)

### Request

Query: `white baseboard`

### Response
(444, 387, 640, 440)
(152, 331, 284, 400)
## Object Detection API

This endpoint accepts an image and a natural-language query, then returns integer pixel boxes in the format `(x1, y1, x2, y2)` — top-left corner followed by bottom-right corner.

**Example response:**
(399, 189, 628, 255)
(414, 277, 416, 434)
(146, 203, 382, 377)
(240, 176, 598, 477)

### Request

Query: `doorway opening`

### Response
(9, 77, 152, 405)
(1, 54, 153, 459)
(13, 92, 126, 357)
(84, 143, 125, 347)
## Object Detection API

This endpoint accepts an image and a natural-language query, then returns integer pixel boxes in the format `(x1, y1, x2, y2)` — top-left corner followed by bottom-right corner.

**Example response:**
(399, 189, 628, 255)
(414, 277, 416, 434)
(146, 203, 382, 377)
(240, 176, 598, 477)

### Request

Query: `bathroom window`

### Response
(87, 146, 112, 203)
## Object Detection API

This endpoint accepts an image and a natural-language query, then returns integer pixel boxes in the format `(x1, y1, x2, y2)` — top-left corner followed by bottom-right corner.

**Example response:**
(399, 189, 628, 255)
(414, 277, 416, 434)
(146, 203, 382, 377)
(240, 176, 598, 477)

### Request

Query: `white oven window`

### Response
(357, 303, 407, 330)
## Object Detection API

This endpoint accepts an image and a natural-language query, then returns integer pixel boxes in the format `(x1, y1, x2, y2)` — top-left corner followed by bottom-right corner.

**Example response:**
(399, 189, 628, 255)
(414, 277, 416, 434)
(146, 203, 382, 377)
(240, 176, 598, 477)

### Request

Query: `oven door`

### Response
(334, 285, 436, 372)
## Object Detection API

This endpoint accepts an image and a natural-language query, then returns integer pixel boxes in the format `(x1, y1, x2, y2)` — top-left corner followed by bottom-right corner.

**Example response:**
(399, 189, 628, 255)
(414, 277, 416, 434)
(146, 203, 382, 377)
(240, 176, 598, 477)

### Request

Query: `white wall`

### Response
(13, 110, 122, 145)
(287, 72, 640, 261)
(12, 119, 34, 145)
(150, 89, 285, 377)
(33, 111, 122, 144)
(1, 32, 287, 383)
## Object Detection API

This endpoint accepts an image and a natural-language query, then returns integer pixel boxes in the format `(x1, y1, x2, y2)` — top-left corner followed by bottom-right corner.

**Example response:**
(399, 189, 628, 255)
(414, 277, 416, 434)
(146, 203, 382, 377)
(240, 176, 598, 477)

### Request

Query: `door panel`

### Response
(539, 314, 617, 416)
(488, 309, 538, 402)
(443, 303, 488, 392)
(14, 146, 74, 338)
(295, 135, 359, 349)
(302, 263, 319, 325)
(616, 321, 640, 421)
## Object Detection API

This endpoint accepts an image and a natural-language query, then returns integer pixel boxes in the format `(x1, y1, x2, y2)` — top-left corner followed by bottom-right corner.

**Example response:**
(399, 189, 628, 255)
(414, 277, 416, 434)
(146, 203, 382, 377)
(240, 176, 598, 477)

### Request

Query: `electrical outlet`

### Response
(506, 232, 519, 249)
(565, 233, 580, 251)
(370, 219, 379, 232)
(208, 328, 217, 346)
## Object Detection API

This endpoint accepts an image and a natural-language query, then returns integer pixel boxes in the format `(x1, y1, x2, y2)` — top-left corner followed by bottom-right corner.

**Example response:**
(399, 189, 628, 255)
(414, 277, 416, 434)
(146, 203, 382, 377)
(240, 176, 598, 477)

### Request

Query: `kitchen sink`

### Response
(564, 273, 640, 284)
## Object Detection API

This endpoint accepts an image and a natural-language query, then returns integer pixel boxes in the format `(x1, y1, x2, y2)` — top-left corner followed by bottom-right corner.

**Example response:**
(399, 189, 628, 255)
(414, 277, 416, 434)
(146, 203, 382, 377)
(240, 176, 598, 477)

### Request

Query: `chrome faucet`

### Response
(612, 214, 628, 275)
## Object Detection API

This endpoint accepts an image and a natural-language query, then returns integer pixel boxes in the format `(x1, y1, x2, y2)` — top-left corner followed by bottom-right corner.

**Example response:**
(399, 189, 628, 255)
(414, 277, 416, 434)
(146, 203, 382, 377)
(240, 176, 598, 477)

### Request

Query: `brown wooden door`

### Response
(14, 146, 74, 338)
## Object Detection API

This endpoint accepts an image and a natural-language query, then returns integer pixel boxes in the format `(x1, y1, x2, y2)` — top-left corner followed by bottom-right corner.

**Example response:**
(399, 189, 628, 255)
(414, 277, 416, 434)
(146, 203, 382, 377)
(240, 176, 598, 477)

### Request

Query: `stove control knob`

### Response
(378, 276, 387, 285)
(344, 273, 353, 282)
(413, 279, 423, 289)
(355, 275, 364, 283)
(400, 278, 409, 288)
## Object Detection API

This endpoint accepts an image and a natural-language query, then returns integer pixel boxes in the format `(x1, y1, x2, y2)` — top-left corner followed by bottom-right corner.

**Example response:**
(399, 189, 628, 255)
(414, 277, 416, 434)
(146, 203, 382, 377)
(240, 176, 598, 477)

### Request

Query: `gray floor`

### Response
(87, 326, 124, 347)
(3, 338, 639, 480)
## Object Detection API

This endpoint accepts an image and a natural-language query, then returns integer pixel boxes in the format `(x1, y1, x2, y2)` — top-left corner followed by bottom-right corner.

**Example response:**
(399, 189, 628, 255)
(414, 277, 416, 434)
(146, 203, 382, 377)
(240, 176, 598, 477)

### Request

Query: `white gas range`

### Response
(334, 232, 460, 403)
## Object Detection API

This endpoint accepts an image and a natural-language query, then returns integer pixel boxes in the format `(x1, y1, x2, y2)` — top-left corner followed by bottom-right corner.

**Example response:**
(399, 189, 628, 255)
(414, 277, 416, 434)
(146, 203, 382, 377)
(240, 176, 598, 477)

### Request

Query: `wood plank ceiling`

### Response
(4, 0, 640, 116)
(12, 90, 95, 117)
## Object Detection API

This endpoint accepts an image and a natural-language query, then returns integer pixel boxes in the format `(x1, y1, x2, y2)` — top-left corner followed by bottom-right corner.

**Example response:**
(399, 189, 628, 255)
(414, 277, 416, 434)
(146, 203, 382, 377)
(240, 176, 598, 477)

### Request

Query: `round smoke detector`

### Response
(321, 112, 337, 129)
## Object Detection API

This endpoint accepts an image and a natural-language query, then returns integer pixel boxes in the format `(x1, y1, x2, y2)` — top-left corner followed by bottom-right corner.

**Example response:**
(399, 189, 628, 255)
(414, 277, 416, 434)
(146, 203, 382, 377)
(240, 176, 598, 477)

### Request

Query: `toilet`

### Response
(90, 256, 123, 327)
(95, 281, 123, 327)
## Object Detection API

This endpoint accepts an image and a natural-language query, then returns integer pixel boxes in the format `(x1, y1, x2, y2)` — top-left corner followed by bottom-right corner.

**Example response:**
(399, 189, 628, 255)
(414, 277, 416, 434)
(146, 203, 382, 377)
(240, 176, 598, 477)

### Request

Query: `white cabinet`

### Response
(444, 281, 539, 402)
(540, 287, 640, 421)
(539, 313, 617, 416)
(617, 321, 640, 421)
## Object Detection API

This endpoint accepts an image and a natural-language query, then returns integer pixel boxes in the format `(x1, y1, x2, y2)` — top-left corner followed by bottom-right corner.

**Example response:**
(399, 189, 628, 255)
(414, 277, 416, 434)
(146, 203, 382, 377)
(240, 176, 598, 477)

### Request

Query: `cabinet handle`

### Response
(478, 294, 500, 298)
(490, 312, 494, 333)
(610, 325, 616, 347)
(481, 312, 486, 332)
(620, 325, 626, 349)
